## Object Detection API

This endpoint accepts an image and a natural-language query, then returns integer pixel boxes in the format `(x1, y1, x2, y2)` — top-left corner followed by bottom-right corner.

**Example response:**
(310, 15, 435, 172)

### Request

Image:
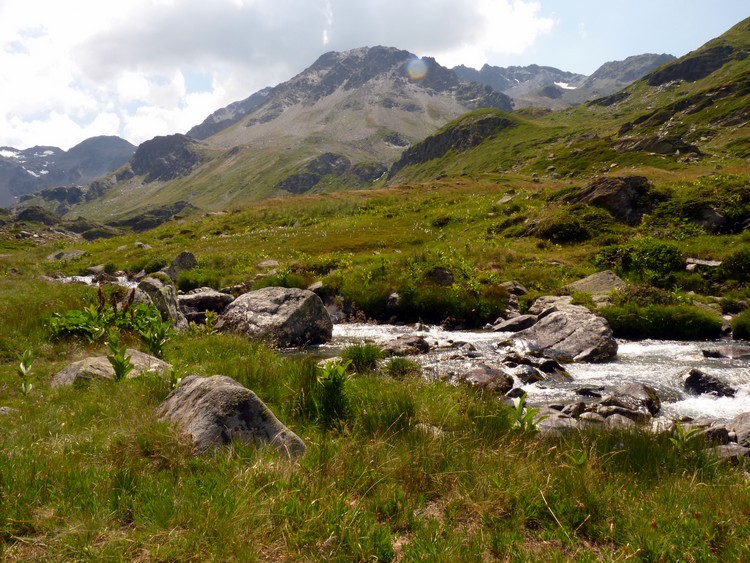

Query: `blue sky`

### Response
(0, 0, 747, 150)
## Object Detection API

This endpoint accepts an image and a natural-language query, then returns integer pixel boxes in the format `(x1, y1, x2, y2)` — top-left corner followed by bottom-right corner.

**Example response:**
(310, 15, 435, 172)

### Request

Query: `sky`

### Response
(1, 0, 748, 151)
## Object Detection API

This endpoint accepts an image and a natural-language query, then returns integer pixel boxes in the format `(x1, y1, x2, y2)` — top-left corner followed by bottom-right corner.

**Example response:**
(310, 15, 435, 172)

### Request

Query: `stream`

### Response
(326, 323, 750, 423)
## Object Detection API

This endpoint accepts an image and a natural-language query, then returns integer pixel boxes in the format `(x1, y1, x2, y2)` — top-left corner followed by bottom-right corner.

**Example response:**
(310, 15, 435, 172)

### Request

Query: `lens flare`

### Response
(406, 57, 428, 81)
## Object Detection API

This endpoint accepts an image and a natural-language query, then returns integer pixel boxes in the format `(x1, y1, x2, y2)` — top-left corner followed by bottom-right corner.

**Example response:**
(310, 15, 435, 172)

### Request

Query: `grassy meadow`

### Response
(3, 171, 750, 561)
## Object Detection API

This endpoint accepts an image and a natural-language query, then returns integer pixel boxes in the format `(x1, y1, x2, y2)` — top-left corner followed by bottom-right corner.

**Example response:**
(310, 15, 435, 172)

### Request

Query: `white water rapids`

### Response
(327, 323, 750, 423)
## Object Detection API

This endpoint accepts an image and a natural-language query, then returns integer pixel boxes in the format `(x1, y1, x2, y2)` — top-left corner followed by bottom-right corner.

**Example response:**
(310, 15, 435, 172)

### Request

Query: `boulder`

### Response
(536, 408, 579, 434)
(708, 444, 750, 463)
(178, 287, 235, 313)
(565, 270, 626, 295)
(702, 346, 750, 360)
(499, 281, 528, 296)
(156, 375, 306, 458)
(382, 335, 431, 356)
(50, 349, 172, 387)
(609, 383, 662, 416)
(683, 368, 736, 397)
(138, 276, 189, 331)
(216, 287, 332, 347)
(514, 297, 617, 362)
(457, 365, 513, 395)
(492, 314, 537, 333)
(728, 412, 750, 447)
(165, 250, 198, 281)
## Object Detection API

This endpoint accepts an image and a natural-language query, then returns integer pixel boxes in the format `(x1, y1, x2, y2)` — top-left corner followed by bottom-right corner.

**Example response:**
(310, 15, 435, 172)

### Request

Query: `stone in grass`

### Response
(50, 349, 172, 388)
(156, 375, 306, 458)
(216, 287, 332, 347)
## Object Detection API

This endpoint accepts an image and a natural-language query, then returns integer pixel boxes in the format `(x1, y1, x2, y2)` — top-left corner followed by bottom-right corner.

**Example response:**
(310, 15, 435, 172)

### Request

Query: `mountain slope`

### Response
(36, 46, 511, 221)
(0, 136, 136, 207)
(389, 17, 750, 184)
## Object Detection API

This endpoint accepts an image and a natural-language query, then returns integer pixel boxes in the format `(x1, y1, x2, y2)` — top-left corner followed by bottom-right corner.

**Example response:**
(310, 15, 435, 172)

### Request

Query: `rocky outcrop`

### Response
(156, 375, 306, 458)
(613, 136, 700, 156)
(646, 45, 736, 86)
(138, 277, 189, 331)
(107, 201, 198, 232)
(389, 112, 515, 177)
(130, 134, 204, 183)
(50, 349, 171, 387)
(216, 287, 332, 347)
(564, 176, 654, 225)
(513, 296, 617, 362)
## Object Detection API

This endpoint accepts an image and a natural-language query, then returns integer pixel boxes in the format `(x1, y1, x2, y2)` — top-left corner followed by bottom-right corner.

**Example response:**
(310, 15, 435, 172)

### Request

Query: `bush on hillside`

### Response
(600, 303, 722, 340)
(731, 309, 750, 340)
(594, 237, 684, 288)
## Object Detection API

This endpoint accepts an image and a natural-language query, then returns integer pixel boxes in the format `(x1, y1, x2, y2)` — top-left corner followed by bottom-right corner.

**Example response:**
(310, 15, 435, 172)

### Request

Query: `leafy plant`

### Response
(669, 422, 701, 454)
(317, 359, 351, 429)
(166, 367, 183, 390)
(17, 349, 34, 396)
(510, 392, 547, 433)
(107, 330, 134, 382)
(138, 317, 174, 358)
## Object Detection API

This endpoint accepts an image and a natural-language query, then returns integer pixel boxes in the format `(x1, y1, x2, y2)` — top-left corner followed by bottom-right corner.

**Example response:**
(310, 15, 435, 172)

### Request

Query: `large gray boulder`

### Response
(514, 296, 617, 362)
(565, 270, 626, 295)
(165, 250, 198, 281)
(50, 349, 172, 387)
(216, 287, 332, 347)
(138, 276, 189, 331)
(457, 365, 514, 395)
(728, 412, 750, 447)
(156, 375, 306, 458)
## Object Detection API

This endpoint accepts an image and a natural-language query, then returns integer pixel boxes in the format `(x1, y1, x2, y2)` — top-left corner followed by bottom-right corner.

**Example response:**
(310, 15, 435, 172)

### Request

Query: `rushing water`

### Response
(328, 323, 750, 423)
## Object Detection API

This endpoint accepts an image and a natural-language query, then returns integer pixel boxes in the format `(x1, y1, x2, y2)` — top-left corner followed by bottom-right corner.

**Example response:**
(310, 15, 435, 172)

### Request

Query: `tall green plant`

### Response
(317, 360, 351, 429)
(107, 330, 134, 382)
(17, 349, 35, 396)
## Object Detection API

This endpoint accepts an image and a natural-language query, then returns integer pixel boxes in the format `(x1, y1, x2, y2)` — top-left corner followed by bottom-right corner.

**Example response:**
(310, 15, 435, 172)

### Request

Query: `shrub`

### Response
(177, 268, 220, 291)
(384, 357, 422, 378)
(594, 237, 685, 287)
(610, 285, 678, 307)
(720, 247, 750, 282)
(600, 303, 722, 340)
(341, 343, 383, 373)
(731, 309, 750, 340)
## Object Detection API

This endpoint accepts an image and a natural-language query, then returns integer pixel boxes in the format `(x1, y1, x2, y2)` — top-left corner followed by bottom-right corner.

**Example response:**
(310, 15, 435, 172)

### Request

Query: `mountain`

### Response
(27, 46, 511, 221)
(389, 17, 750, 184)
(453, 54, 676, 109)
(0, 136, 136, 207)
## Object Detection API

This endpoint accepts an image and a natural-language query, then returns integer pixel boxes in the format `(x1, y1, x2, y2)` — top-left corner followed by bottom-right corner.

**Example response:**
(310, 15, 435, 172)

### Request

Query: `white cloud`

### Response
(0, 0, 555, 150)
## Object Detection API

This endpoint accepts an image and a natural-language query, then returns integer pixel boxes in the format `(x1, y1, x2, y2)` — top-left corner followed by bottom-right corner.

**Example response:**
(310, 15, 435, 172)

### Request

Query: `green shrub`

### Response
(384, 357, 422, 378)
(720, 247, 750, 282)
(601, 303, 722, 340)
(341, 343, 383, 373)
(731, 309, 750, 340)
(177, 268, 220, 291)
(720, 296, 746, 315)
(610, 285, 678, 307)
(594, 237, 685, 288)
